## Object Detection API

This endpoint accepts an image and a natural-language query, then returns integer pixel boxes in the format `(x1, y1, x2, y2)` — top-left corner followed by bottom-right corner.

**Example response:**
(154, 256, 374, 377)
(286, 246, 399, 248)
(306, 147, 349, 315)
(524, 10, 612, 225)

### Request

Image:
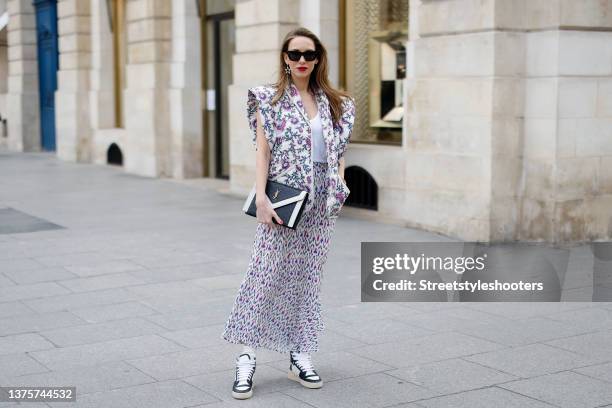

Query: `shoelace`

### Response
(235, 356, 256, 384)
(291, 352, 316, 376)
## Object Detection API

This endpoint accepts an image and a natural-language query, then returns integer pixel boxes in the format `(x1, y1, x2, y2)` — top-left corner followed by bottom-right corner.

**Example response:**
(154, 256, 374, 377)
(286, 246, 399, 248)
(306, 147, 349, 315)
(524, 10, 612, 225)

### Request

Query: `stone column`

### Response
(169, 0, 202, 178)
(508, 0, 612, 243)
(406, 0, 502, 241)
(408, 0, 612, 243)
(89, 0, 114, 131)
(7, 0, 39, 151)
(300, 0, 339, 86)
(55, 0, 92, 162)
(229, 0, 299, 194)
(123, 0, 172, 177)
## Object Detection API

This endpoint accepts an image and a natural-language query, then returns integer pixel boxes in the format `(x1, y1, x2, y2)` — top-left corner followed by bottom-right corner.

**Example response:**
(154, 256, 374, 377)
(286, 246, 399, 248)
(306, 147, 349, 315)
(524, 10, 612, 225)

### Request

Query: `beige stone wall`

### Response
(229, 0, 300, 194)
(406, 0, 612, 243)
(56, 0, 92, 162)
(86, 0, 203, 178)
(230, 0, 344, 195)
(168, 0, 202, 179)
(405, 0, 497, 241)
(6, 0, 39, 152)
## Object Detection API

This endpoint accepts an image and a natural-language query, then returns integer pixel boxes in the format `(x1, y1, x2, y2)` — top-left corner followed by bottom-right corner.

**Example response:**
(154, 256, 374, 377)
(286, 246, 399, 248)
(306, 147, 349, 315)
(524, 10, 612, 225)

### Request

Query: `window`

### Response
(341, 0, 408, 145)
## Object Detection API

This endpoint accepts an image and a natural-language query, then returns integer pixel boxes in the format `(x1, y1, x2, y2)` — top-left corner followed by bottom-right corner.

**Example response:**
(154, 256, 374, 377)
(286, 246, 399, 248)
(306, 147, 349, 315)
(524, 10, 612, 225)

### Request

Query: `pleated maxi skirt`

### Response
(221, 161, 336, 353)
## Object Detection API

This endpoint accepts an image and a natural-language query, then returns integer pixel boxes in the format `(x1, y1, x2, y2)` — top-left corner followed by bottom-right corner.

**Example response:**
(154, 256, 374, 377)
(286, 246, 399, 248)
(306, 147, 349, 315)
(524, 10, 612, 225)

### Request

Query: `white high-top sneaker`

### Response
(288, 351, 323, 389)
(232, 353, 256, 399)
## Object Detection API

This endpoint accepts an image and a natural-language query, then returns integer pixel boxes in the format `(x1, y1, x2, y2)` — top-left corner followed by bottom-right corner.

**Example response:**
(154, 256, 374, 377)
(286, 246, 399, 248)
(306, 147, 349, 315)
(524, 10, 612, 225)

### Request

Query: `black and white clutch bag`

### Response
(242, 180, 309, 229)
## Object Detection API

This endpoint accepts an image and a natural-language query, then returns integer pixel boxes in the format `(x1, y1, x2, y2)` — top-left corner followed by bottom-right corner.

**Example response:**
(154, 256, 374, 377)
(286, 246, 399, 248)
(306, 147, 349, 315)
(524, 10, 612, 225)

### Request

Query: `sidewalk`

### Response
(1, 151, 611, 408)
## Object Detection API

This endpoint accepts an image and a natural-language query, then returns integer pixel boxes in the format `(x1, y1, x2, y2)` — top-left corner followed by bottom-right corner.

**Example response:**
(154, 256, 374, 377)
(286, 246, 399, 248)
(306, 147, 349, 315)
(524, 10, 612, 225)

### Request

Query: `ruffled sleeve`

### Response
(246, 86, 277, 151)
(337, 96, 356, 159)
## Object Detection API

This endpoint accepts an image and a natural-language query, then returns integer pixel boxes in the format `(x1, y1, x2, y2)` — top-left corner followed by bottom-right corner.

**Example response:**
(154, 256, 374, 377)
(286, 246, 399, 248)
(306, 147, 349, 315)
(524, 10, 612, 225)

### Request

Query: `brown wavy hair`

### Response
(270, 27, 351, 127)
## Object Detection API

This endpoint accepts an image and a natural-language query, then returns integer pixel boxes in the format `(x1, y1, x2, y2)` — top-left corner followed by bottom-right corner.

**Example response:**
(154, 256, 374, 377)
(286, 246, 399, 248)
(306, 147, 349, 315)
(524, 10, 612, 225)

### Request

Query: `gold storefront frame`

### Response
(340, 0, 408, 146)
(110, 0, 126, 129)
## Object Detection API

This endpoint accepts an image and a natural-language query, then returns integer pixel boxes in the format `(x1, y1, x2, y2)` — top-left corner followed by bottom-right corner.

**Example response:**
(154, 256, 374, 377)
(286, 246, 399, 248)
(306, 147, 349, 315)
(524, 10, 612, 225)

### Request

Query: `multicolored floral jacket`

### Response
(247, 82, 356, 218)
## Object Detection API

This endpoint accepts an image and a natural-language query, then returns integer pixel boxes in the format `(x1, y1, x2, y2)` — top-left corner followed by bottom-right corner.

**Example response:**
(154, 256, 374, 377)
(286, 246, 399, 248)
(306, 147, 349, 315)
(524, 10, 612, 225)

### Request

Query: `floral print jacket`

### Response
(247, 82, 356, 218)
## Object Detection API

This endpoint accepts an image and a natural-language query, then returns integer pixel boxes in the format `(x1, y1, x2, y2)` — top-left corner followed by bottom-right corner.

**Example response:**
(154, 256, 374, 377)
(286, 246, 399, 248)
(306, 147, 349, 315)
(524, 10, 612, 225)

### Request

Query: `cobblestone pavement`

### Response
(1, 151, 611, 408)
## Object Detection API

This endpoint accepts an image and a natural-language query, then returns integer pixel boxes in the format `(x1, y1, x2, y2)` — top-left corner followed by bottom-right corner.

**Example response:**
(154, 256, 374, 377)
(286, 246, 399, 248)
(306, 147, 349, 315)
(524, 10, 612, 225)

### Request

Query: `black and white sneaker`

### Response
(288, 351, 323, 389)
(232, 353, 256, 399)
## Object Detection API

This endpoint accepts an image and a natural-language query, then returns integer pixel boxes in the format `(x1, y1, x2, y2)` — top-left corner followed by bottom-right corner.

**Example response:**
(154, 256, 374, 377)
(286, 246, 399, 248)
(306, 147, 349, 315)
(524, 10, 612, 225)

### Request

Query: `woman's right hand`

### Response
(256, 196, 283, 227)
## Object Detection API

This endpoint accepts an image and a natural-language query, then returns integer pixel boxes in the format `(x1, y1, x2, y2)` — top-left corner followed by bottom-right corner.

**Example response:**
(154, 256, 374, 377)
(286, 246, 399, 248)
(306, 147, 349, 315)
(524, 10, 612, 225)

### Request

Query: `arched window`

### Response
(345, 166, 378, 210)
(107, 143, 123, 166)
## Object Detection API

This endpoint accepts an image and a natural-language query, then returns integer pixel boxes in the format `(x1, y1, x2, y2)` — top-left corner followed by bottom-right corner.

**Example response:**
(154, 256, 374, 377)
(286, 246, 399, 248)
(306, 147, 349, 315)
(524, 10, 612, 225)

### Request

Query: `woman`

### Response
(220, 27, 355, 400)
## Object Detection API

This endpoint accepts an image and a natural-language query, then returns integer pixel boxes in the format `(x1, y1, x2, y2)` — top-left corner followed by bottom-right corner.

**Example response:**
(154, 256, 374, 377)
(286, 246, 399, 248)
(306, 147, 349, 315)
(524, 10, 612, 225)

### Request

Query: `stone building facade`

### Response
(3, 0, 612, 244)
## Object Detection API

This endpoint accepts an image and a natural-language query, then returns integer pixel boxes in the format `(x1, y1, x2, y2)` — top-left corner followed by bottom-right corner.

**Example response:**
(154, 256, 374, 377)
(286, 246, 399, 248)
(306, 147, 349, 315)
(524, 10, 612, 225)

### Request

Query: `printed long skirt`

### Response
(221, 162, 336, 353)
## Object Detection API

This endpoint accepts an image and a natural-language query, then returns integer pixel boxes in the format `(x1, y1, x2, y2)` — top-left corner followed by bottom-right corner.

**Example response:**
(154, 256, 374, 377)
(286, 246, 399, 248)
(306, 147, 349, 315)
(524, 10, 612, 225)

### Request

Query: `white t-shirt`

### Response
(310, 112, 326, 163)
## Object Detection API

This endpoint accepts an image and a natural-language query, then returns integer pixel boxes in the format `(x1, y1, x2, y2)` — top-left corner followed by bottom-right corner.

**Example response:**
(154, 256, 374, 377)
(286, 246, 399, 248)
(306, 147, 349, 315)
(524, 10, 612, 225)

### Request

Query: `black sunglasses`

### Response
(286, 50, 318, 62)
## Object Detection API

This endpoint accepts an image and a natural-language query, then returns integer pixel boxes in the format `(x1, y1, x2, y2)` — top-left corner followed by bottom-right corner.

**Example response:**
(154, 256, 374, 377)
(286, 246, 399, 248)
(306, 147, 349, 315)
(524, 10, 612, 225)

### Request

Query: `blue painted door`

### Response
(34, 0, 59, 151)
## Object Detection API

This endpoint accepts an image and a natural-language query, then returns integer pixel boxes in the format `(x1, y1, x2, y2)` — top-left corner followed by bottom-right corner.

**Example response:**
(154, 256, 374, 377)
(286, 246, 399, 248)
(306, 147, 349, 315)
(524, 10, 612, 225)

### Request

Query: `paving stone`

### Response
(0, 281, 70, 302)
(324, 317, 434, 345)
(126, 343, 283, 381)
(34, 252, 116, 268)
(266, 350, 395, 383)
(0, 275, 15, 287)
(281, 372, 438, 408)
(188, 391, 313, 407)
(2, 361, 155, 396)
(541, 307, 612, 332)
(323, 302, 414, 324)
(546, 330, 612, 360)
(499, 371, 612, 408)
(143, 297, 235, 329)
(386, 358, 517, 394)
(391, 306, 514, 333)
(0, 311, 85, 336)
(28, 334, 185, 371)
(316, 326, 369, 352)
(57, 272, 148, 293)
(414, 386, 555, 408)
(39, 317, 166, 347)
(3, 267, 78, 284)
(574, 362, 612, 383)
(70, 301, 158, 323)
(190, 274, 246, 291)
(0, 333, 54, 356)
(348, 332, 504, 368)
(50, 379, 219, 408)
(127, 262, 229, 284)
(0, 301, 34, 319)
(159, 323, 228, 349)
(466, 302, 592, 320)
(455, 317, 592, 346)
(0, 402, 51, 408)
(0, 258, 45, 274)
(184, 365, 292, 402)
(0, 353, 49, 380)
(140, 292, 235, 316)
(128, 251, 218, 269)
(125, 280, 211, 300)
(23, 288, 141, 313)
(465, 343, 607, 378)
(146, 309, 229, 331)
(63, 260, 147, 278)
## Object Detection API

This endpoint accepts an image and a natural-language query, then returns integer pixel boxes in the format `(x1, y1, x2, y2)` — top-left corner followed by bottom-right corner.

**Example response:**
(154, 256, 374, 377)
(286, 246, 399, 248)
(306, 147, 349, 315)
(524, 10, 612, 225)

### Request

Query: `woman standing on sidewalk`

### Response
(220, 27, 355, 399)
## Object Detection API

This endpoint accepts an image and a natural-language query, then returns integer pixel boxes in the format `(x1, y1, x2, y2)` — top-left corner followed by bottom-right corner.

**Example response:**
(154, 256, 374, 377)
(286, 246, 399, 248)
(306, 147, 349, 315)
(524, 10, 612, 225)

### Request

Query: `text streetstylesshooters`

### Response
(370, 253, 544, 292)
